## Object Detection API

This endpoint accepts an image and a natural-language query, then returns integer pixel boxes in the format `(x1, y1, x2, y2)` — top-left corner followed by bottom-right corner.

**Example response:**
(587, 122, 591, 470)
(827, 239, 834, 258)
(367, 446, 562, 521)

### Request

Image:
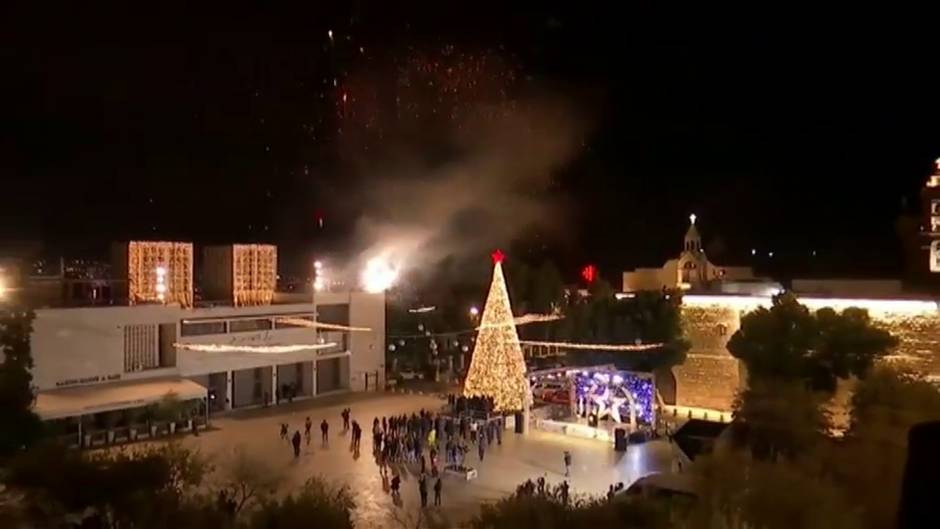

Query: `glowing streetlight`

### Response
(469, 306, 480, 317)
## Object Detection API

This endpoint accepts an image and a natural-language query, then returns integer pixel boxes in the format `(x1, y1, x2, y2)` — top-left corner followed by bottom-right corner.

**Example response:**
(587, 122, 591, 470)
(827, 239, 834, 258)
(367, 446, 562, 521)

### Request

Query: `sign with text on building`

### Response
(56, 373, 121, 388)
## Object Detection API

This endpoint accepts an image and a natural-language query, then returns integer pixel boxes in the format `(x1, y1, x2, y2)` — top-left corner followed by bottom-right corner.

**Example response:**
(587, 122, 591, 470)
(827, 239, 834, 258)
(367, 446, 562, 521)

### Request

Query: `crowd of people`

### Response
(371, 408, 504, 473)
(273, 404, 509, 509)
(369, 405, 509, 509)
(270, 398, 600, 513)
(277, 408, 364, 459)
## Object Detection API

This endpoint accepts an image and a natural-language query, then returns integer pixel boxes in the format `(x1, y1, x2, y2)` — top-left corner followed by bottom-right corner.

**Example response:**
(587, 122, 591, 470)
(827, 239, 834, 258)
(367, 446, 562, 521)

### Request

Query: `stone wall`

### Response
(673, 300, 940, 412)
(674, 305, 742, 411)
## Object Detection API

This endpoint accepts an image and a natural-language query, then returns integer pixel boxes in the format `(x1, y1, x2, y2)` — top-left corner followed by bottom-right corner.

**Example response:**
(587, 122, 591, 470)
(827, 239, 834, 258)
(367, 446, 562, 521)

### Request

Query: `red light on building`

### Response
(581, 264, 598, 284)
(491, 249, 505, 264)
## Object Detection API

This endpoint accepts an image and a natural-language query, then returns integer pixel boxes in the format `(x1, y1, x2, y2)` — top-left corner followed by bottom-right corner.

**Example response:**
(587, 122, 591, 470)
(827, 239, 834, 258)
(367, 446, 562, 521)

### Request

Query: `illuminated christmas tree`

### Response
(463, 250, 533, 412)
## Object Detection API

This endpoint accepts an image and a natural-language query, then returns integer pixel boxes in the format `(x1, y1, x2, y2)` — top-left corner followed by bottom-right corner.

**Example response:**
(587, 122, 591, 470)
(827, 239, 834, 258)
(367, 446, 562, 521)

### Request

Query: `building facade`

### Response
(671, 293, 940, 413)
(622, 215, 940, 414)
(30, 292, 386, 420)
(27, 242, 386, 423)
(623, 215, 759, 293)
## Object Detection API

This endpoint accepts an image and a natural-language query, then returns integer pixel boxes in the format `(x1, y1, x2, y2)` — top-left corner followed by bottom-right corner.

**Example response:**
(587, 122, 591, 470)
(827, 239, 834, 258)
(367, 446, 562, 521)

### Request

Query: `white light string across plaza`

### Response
(174, 342, 339, 354)
(275, 317, 372, 332)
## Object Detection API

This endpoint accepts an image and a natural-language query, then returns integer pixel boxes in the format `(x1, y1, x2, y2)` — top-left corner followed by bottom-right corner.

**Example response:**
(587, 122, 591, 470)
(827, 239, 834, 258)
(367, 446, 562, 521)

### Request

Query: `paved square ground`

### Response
(178, 392, 673, 527)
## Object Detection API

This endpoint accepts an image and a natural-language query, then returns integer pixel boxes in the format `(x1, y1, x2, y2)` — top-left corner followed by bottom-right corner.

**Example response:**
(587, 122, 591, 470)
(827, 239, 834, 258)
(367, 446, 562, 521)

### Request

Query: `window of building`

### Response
(932, 241, 940, 272)
(316, 304, 350, 326)
(158, 323, 177, 367)
(932, 216, 940, 233)
(180, 320, 227, 336)
(253, 368, 263, 400)
(932, 200, 940, 215)
(228, 318, 273, 333)
(124, 324, 159, 372)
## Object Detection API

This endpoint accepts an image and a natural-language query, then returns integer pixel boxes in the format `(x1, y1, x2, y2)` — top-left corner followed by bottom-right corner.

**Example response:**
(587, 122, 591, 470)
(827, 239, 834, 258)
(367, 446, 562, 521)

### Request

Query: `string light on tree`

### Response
(463, 249, 532, 412)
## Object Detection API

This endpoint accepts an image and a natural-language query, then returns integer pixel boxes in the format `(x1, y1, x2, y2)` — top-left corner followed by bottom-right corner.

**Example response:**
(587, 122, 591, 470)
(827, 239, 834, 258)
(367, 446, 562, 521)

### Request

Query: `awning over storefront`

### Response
(34, 377, 207, 420)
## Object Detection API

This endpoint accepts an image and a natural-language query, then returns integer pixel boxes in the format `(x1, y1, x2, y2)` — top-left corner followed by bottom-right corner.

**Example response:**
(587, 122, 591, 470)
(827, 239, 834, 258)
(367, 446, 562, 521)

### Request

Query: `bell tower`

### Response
(684, 213, 702, 252)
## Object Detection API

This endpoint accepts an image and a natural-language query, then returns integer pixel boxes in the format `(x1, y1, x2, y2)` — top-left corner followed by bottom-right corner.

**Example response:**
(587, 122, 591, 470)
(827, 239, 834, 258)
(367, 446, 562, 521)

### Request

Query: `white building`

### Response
(27, 243, 386, 425)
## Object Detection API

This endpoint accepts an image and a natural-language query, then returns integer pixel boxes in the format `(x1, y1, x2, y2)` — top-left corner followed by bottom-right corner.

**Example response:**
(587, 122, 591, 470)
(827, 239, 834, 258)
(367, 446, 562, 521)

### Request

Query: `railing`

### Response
(60, 417, 210, 449)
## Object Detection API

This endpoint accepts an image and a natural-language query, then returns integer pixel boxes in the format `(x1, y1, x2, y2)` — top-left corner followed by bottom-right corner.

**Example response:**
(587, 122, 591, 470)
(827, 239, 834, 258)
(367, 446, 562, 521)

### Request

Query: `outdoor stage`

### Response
(534, 415, 615, 443)
(528, 365, 659, 445)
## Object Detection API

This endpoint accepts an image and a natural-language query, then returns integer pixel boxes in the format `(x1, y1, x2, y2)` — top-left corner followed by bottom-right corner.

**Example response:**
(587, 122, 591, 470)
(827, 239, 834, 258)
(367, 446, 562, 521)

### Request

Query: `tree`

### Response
(826, 367, 940, 529)
(246, 478, 355, 529)
(689, 451, 862, 529)
(4, 441, 210, 528)
(155, 392, 186, 423)
(469, 484, 674, 529)
(731, 378, 832, 460)
(0, 309, 42, 459)
(463, 252, 532, 412)
(216, 448, 282, 513)
(727, 293, 897, 392)
(549, 289, 689, 371)
(528, 260, 565, 315)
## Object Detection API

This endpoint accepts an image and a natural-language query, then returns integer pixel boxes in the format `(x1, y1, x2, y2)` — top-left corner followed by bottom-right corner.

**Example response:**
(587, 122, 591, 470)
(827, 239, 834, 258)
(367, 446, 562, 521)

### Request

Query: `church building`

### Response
(622, 215, 759, 293)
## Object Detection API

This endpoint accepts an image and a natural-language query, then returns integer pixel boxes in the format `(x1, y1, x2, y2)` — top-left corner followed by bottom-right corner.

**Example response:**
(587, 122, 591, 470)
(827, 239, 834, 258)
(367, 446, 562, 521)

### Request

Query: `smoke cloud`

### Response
(347, 95, 588, 283)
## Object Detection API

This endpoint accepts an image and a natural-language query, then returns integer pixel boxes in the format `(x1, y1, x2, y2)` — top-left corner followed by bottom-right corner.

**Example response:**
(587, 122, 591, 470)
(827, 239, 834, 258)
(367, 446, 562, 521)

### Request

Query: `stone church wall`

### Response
(674, 298, 940, 412)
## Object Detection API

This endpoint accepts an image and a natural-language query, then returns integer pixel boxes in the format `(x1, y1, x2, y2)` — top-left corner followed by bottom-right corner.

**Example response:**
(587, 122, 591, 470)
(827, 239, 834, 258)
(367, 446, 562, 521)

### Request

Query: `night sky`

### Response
(4, 5, 940, 280)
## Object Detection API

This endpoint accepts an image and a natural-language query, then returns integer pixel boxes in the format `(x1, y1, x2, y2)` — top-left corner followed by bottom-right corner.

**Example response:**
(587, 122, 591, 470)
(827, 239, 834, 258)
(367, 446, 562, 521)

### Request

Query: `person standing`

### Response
(342, 408, 350, 431)
(292, 430, 302, 458)
(304, 417, 312, 445)
(564, 450, 572, 477)
(321, 419, 329, 444)
(434, 476, 443, 506)
(391, 474, 401, 498)
(477, 439, 485, 462)
(418, 473, 428, 508)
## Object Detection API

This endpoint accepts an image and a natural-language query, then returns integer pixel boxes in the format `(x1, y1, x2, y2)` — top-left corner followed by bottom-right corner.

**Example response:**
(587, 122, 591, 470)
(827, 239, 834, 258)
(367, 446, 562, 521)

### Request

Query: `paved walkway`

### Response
(179, 392, 673, 527)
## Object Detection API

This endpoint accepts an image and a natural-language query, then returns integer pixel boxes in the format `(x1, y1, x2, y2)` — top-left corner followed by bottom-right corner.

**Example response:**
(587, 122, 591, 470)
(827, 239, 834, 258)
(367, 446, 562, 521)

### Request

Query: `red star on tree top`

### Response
(491, 249, 505, 264)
